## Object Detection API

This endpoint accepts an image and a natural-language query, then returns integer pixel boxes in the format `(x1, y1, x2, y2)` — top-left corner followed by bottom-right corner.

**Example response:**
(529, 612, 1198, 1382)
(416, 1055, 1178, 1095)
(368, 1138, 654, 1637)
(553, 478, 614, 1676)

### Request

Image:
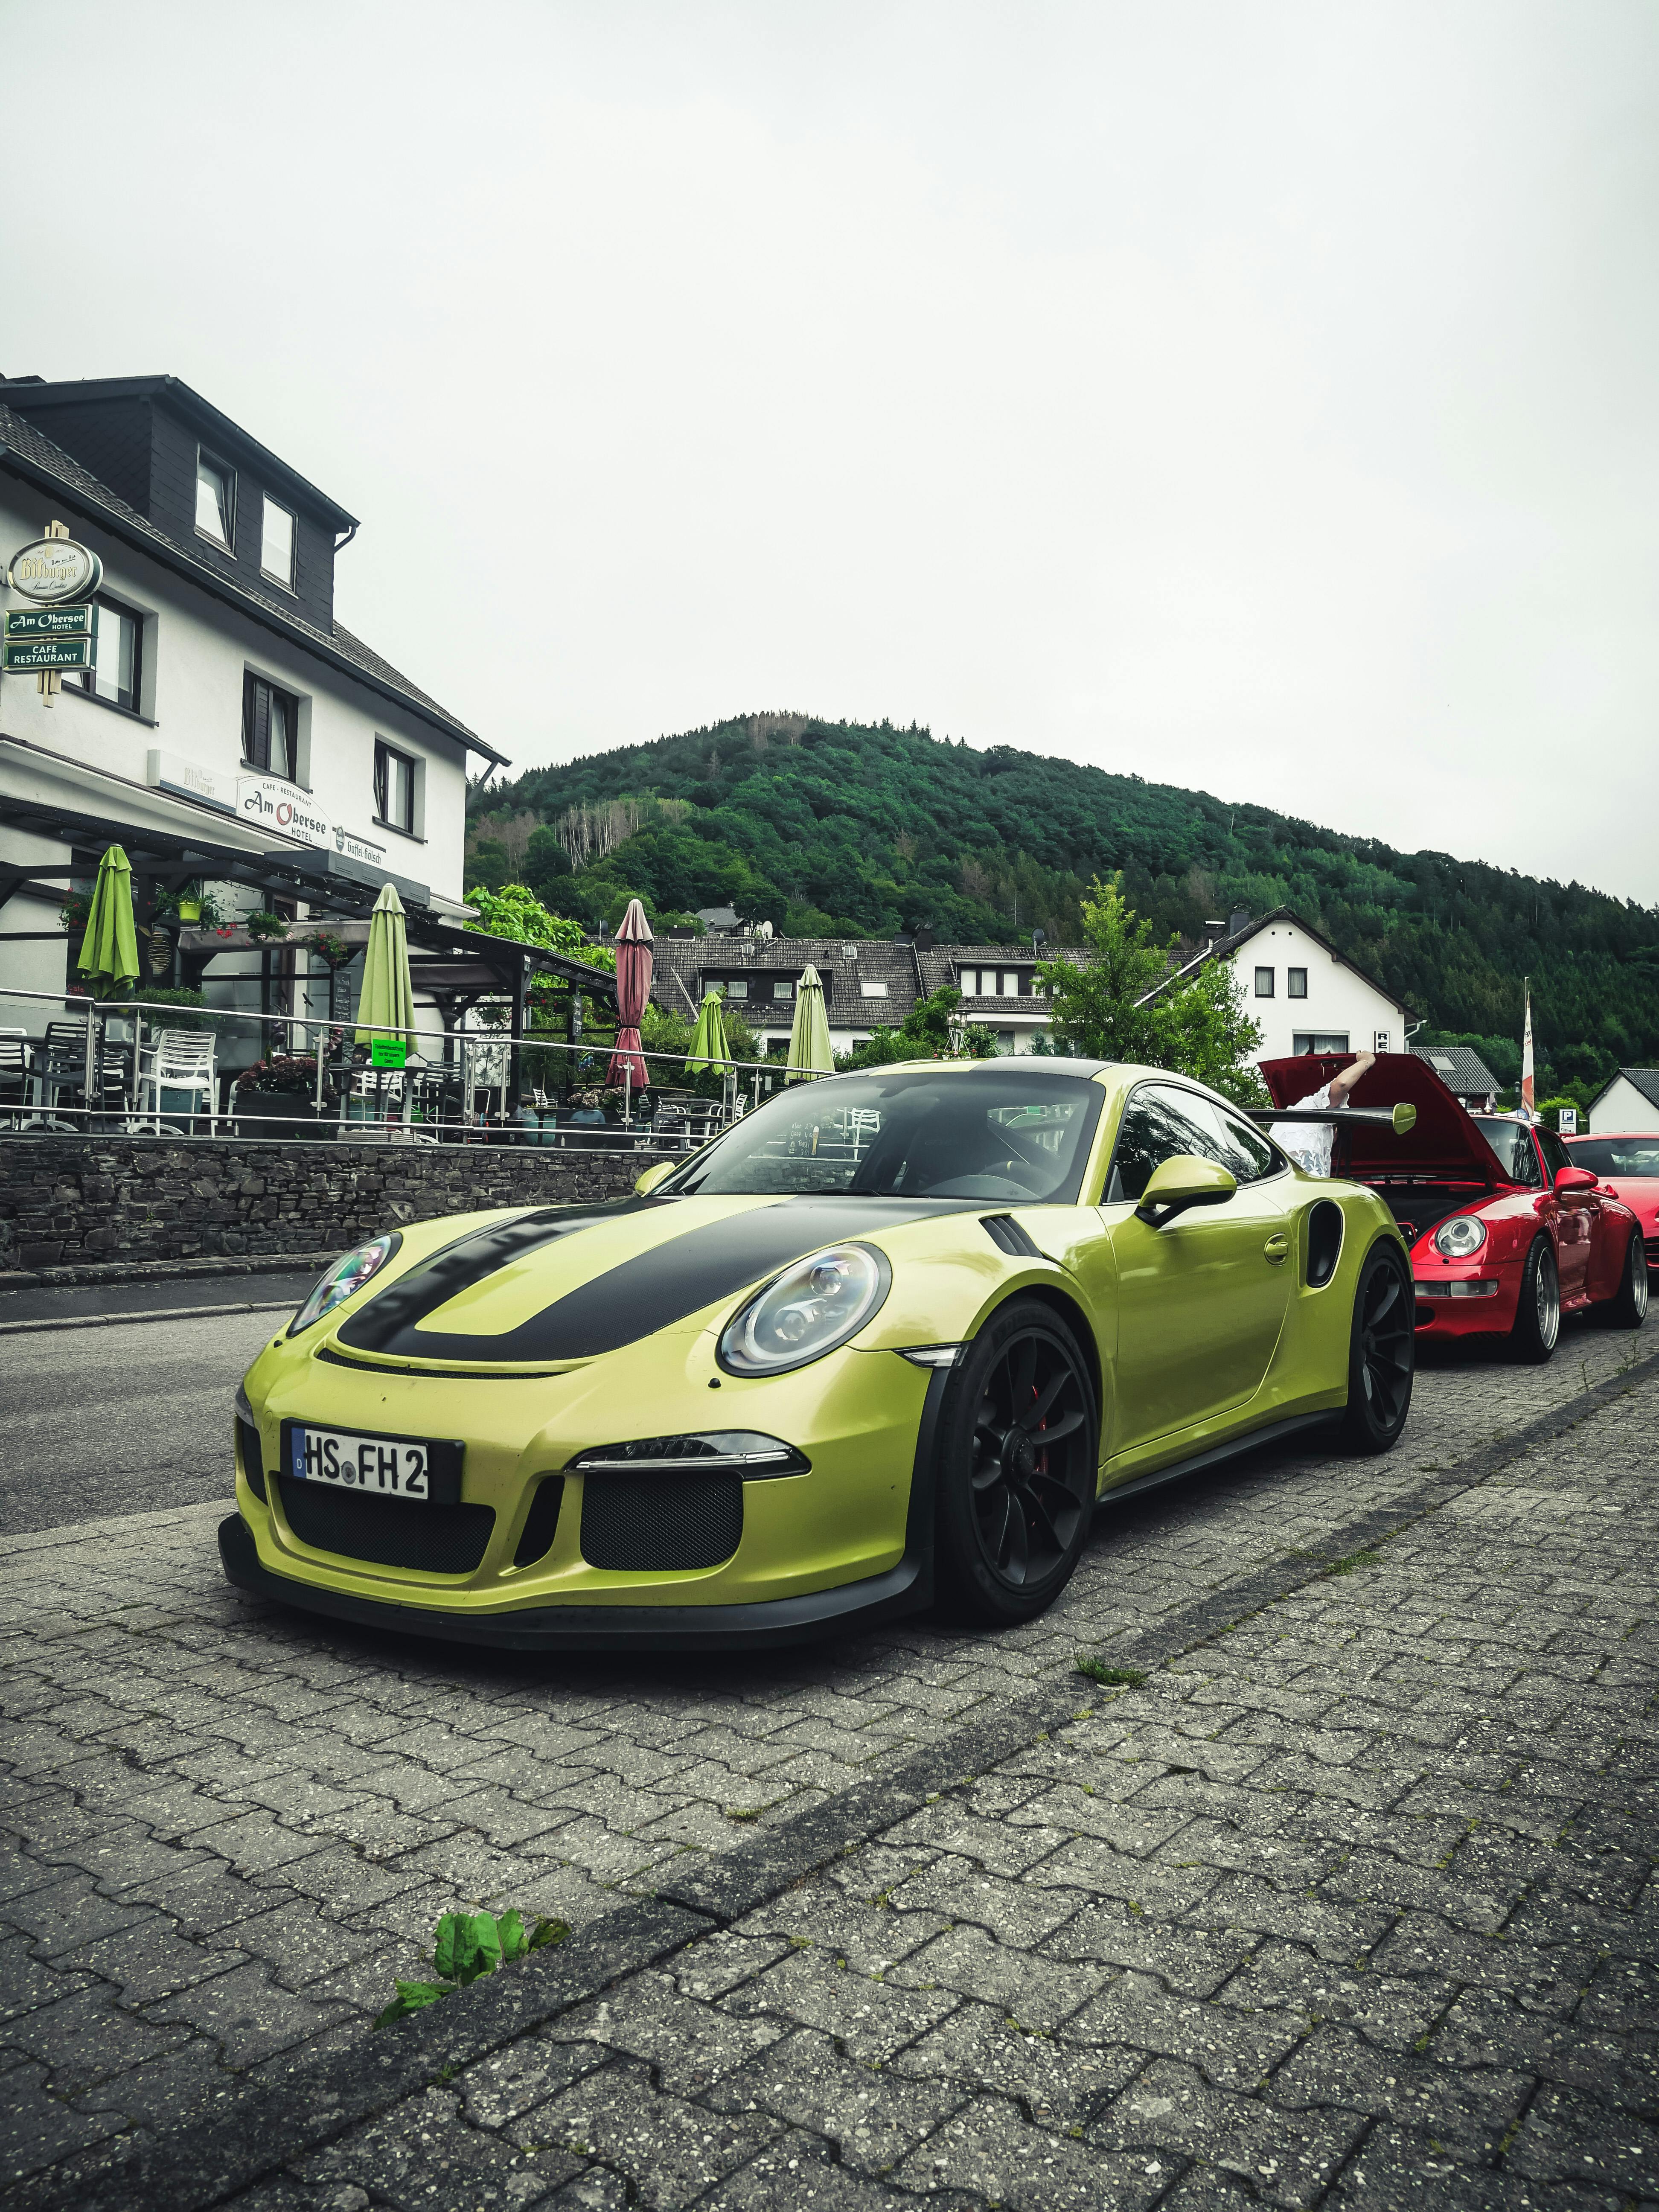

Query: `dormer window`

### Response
(196, 449, 236, 547)
(260, 496, 295, 588)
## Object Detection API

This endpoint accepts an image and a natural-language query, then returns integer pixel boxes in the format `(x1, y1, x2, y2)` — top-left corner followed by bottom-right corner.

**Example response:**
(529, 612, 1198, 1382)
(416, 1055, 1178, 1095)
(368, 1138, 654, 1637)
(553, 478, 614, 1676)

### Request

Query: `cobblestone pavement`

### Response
(4, 1316, 1656, 2206)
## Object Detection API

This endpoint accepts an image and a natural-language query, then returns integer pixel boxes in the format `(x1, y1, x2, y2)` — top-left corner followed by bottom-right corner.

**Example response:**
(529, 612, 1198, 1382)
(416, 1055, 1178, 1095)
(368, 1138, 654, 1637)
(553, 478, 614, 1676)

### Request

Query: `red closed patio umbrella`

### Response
(607, 898, 653, 1093)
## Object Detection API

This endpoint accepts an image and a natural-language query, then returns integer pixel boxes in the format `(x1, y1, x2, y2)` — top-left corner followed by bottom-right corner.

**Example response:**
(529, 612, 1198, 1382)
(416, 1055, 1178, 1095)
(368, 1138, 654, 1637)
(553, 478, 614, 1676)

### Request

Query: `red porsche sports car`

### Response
(1563, 1132, 1659, 1275)
(1260, 1054, 1649, 1361)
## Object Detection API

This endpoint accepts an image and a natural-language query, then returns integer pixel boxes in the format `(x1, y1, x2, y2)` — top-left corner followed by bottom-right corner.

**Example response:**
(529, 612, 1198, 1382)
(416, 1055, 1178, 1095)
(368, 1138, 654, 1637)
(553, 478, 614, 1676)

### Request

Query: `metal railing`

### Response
(0, 984, 824, 1150)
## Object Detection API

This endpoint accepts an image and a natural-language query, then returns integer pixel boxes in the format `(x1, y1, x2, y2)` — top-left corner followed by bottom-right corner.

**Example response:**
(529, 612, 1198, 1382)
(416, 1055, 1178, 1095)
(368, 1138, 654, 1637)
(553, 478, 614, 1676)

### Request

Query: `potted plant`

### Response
(233, 1055, 334, 1138)
(245, 910, 291, 945)
(304, 928, 354, 969)
(165, 883, 230, 928)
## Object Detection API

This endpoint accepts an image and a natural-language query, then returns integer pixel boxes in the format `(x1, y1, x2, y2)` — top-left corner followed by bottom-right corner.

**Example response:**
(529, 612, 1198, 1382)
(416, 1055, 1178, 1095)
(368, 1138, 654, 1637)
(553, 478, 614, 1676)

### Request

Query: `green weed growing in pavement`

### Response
(1322, 1550, 1380, 1577)
(373, 1909, 570, 2028)
(1074, 1656, 1147, 1689)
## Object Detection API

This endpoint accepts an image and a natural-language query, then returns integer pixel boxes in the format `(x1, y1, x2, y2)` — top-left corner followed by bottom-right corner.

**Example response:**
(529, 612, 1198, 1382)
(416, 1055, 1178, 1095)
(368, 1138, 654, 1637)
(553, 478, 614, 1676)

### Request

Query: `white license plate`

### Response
(288, 1426, 433, 1501)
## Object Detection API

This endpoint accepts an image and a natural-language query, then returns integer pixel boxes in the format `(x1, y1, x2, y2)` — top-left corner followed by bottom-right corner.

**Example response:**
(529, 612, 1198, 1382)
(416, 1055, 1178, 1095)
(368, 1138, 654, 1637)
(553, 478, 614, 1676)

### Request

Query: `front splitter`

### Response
(217, 1514, 927, 1652)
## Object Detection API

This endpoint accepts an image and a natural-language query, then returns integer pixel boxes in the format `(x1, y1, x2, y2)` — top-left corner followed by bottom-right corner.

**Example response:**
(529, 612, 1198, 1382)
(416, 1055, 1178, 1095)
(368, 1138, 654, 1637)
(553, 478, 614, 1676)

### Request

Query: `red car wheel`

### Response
(1507, 1238, 1560, 1364)
(1595, 1233, 1650, 1330)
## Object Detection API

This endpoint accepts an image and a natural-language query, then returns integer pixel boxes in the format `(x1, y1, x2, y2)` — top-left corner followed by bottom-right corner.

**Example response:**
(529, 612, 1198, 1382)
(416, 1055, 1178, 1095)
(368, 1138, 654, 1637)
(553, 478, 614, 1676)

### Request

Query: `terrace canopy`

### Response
(0, 792, 620, 1109)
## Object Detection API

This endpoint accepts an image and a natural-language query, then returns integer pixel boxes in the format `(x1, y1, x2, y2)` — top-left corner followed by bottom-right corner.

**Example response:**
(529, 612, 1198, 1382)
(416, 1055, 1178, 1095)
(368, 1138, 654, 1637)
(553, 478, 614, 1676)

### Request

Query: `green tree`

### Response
(1038, 875, 1264, 1103)
(1038, 877, 1172, 1063)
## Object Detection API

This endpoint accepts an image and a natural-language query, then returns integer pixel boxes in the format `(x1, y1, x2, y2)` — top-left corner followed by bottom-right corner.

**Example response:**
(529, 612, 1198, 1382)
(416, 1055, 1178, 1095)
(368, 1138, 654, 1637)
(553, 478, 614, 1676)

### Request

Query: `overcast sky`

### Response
(5, 3, 1657, 904)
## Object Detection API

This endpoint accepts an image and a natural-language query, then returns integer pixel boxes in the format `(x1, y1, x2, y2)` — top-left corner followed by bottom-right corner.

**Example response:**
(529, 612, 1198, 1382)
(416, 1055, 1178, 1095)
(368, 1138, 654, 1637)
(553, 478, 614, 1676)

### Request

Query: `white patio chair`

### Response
(137, 1029, 218, 1134)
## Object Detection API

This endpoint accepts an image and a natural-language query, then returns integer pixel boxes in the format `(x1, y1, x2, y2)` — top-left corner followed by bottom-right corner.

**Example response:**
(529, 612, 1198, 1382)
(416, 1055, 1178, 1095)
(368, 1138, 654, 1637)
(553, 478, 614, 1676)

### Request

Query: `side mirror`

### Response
(1135, 1153, 1239, 1227)
(634, 1161, 675, 1196)
(1554, 1164, 1598, 1195)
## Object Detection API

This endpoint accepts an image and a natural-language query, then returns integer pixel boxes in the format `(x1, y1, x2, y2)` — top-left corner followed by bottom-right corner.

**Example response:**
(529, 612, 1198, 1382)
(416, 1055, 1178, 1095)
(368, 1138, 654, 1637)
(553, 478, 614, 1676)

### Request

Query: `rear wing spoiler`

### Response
(1243, 1103, 1418, 1136)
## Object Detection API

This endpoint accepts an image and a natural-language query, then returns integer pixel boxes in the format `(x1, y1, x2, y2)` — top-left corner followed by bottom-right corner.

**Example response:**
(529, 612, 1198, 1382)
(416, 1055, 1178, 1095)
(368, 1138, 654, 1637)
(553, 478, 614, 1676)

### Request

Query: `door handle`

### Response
(1263, 1233, 1289, 1264)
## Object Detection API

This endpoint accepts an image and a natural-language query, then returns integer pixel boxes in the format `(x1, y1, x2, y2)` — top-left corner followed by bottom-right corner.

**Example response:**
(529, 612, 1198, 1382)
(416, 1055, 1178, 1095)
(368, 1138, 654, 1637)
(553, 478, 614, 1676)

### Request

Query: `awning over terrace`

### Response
(0, 789, 619, 1115)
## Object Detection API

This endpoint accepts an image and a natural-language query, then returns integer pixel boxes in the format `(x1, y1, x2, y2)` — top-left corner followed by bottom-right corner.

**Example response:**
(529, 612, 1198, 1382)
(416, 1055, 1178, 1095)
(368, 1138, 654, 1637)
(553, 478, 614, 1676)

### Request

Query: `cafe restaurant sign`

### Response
(5, 535, 103, 605)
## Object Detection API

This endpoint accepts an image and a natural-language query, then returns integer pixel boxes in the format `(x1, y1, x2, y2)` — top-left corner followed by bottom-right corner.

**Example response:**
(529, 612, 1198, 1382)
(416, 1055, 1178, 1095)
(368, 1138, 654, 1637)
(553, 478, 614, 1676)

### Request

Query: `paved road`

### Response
(0, 1309, 282, 1534)
(1, 1309, 1654, 2205)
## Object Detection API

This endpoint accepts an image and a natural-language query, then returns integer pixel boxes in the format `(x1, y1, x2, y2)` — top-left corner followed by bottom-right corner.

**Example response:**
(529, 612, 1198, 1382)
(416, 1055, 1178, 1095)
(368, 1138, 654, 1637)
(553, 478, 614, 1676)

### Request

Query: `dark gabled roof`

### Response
(1145, 904, 1414, 1018)
(1412, 1044, 1500, 1097)
(0, 399, 506, 765)
(1588, 1067, 1659, 1115)
(0, 375, 358, 527)
(646, 934, 1086, 1027)
(650, 934, 925, 1022)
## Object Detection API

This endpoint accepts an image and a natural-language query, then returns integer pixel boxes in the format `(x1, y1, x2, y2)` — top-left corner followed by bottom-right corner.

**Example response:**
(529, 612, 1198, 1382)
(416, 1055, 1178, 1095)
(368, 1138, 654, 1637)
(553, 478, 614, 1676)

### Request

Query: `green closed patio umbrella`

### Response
(785, 962, 833, 1083)
(685, 986, 733, 1077)
(355, 882, 416, 1050)
(355, 882, 416, 1125)
(76, 844, 141, 997)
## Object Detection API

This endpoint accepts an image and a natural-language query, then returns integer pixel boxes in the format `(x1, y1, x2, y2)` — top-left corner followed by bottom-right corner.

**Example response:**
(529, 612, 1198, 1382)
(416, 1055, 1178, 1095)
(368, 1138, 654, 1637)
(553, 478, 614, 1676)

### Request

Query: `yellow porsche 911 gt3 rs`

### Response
(220, 1059, 1416, 1649)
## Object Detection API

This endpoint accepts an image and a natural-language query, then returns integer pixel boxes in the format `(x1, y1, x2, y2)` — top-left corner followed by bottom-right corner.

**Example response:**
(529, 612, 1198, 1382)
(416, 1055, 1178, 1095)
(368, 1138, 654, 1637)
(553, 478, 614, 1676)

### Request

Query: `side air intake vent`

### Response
(276, 1479, 493, 1574)
(1306, 1200, 1345, 1290)
(981, 1214, 1042, 1258)
(580, 1472, 743, 1572)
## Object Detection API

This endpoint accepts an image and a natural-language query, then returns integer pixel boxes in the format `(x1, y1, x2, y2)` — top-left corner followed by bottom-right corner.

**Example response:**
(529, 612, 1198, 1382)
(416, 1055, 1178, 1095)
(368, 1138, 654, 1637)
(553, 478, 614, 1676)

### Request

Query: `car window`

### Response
(1536, 1128, 1572, 1181)
(665, 1068, 1105, 1202)
(1183, 1093, 1281, 1184)
(1570, 1138, 1659, 1176)
(1106, 1083, 1265, 1202)
(1474, 1117, 1543, 1187)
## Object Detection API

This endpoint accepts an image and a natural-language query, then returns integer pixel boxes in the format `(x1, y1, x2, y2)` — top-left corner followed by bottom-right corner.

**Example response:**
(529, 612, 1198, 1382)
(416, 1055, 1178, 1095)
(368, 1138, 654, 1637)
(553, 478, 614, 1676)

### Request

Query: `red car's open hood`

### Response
(1260, 1052, 1509, 1183)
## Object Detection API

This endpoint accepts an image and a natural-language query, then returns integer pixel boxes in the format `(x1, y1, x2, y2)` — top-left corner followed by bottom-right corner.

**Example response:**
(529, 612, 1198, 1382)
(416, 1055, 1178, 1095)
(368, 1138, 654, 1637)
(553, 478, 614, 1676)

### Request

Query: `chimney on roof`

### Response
(1202, 920, 1226, 944)
(1227, 907, 1250, 937)
(913, 926, 936, 951)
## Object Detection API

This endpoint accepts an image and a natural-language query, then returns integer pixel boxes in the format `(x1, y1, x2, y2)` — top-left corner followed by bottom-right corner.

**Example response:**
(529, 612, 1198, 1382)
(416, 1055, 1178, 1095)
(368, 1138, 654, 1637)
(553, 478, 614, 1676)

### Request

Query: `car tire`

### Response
(1595, 1232, 1650, 1330)
(1336, 1240, 1415, 1455)
(932, 1298, 1099, 1627)
(1507, 1237, 1561, 1363)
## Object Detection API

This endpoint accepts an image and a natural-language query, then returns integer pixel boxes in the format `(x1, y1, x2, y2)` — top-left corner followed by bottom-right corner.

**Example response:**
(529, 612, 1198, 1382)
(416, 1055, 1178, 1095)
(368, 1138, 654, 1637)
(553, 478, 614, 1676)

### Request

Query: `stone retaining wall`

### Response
(0, 1135, 676, 1272)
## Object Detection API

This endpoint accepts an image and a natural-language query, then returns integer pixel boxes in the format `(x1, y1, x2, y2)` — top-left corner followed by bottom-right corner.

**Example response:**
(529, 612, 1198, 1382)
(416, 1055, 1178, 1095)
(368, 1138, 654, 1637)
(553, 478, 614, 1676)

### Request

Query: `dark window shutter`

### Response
(243, 674, 270, 770)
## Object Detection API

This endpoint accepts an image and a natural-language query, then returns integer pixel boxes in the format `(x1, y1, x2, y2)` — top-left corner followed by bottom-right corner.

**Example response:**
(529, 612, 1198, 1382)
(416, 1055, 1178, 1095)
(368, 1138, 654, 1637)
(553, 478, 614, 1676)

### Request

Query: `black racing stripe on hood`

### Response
(342, 1196, 978, 1364)
(335, 1201, 664, 1354)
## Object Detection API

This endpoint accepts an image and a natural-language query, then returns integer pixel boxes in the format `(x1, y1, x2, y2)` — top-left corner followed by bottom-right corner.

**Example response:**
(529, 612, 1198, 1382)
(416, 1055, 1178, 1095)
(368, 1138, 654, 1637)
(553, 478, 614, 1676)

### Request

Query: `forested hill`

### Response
(468, 712, 1659, 1096)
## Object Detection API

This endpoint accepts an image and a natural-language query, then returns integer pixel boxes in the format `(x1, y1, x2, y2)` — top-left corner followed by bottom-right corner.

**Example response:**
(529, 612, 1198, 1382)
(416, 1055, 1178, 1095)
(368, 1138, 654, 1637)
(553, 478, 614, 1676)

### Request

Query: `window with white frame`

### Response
(70, 595, 143, 713)
(1374, 1030, 1391, 1053)
(1293, 1031, 1350, 1054)
(243, 672, 300, 780)
(374, 740, 419, 834)
(195, 449, 236, 547)
(859, 981, 889, 998)
(260, 496, 295, 588)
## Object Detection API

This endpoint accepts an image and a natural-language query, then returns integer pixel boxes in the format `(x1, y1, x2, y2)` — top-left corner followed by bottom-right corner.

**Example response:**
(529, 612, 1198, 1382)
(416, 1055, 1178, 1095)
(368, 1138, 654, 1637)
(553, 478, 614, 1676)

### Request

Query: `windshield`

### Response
(1569, 1138, 1659, 1178)
(1473, 1116, 1542, 1186)
(664, 1069, 1105, 1202)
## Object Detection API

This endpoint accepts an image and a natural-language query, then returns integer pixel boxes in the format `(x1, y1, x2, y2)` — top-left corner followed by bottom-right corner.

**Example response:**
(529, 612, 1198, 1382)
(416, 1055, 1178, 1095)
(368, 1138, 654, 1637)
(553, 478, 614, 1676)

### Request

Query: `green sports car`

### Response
(219, 1058, 1415, 1649)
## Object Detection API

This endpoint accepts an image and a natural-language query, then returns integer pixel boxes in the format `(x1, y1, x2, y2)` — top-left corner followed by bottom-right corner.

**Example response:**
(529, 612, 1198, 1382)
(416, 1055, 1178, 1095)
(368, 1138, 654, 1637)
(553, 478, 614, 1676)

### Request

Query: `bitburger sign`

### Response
(5, 533, 103, 605)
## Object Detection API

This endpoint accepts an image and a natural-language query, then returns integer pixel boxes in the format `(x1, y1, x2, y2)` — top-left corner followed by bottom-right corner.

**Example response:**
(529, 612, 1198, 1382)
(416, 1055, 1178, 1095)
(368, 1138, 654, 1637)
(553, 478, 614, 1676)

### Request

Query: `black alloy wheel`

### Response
(1337, 1242, 1415, 1454)
(934, 1298, 1099, 1625)
(1508, 1237, 1561, 1364)
(1598, 1232, 1650, 1330)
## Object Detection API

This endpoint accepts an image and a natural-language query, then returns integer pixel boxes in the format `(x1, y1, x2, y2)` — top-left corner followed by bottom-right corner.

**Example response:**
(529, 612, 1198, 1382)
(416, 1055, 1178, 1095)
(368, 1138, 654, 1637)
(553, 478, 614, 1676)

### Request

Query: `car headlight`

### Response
(718, 1243, 891, 1376)
(288, 1232, 401, 1335)
(1434, 1216, 1487, 1258)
